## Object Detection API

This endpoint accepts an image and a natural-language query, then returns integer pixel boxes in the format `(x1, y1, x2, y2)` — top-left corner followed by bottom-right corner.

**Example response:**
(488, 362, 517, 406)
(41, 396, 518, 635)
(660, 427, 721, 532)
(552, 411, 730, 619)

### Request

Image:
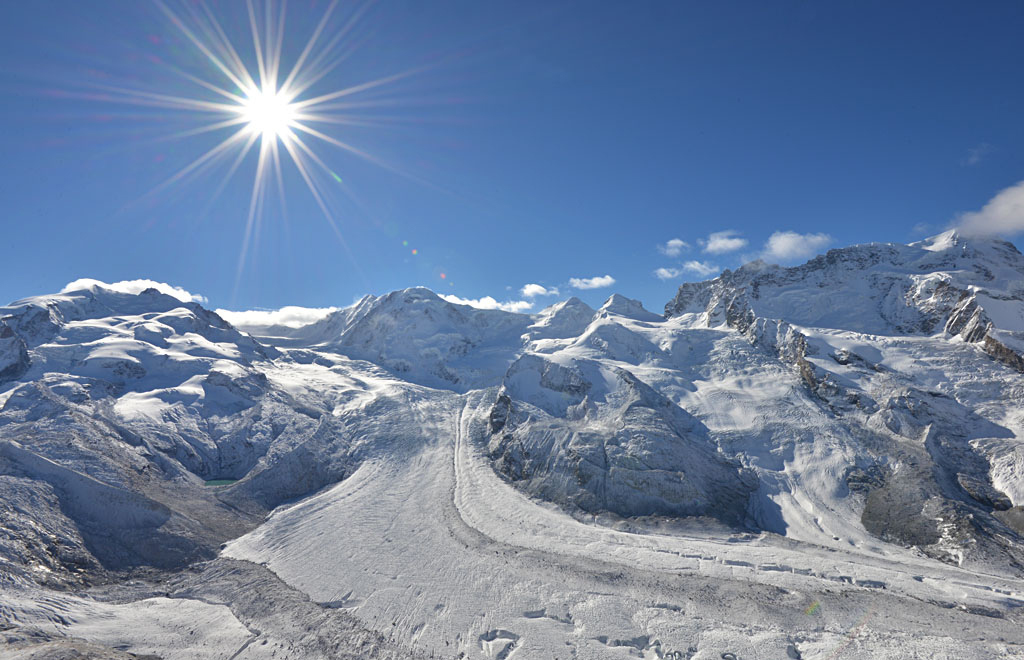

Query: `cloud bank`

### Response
(955, 180, 1024, 238)
(569, 275, 616, 290)
(760, 231, 832, 263)
(216, 306, 340, 329)
(657, 238, 689, 257)
(441, 294, 533, 313)
(700, 230, 747, 254)
(682, 260, 719, 277)
(62, 278, 207, 304)
(520, 283, 559, 298)
(654, 260, 719, 280)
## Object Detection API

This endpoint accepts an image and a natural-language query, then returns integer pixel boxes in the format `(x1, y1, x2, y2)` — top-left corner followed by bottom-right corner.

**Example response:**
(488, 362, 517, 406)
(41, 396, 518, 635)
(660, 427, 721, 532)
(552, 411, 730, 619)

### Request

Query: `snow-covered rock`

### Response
(526, 296, 596, 340)
(598, 293, 662, 322)
(666, 230, 1024, 337)
(487, 354, 757, 523)
(237, 287, 531, 391)
(0, 320, 29, 384)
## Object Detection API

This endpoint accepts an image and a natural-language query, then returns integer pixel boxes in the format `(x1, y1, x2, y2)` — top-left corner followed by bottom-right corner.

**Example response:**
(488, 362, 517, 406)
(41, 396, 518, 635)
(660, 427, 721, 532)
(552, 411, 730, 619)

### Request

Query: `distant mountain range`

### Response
(2, 230, 1023, 659)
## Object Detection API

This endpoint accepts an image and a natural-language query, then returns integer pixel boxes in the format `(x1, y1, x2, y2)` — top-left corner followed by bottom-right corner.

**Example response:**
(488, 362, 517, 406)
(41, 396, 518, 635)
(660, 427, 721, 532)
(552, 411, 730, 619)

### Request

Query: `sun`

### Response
(239, 85, 296, 141)
(76, 0, 430, 294)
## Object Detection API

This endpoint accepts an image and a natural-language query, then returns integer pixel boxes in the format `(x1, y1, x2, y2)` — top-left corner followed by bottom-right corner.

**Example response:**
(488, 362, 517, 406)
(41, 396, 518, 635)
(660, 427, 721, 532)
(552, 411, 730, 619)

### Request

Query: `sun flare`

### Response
(72, 0, 430, 294)
(239, 85, 296, 140)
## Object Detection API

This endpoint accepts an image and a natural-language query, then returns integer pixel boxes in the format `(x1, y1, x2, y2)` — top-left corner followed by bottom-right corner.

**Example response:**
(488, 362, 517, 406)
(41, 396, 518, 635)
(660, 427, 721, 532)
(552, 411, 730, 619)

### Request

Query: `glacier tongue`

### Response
(2, 234, 1024, 658)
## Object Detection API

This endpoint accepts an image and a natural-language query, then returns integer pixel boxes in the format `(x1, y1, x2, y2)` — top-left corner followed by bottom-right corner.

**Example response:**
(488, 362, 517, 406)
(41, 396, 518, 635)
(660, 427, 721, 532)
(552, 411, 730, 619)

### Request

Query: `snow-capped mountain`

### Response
(3, 231, 1024, 659)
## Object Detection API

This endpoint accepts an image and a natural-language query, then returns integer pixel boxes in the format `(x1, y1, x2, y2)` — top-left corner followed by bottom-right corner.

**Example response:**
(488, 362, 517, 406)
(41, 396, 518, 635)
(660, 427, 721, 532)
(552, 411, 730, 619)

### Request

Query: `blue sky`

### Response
(2, 1, 1024, 316)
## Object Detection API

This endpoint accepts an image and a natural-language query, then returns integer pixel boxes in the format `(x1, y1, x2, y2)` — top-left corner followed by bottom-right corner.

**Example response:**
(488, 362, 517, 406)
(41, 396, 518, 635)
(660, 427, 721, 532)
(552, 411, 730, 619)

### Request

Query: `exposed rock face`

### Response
(486, 354, 758, 524)
(945, 292, 991, 342)
(942, 290, 1024, 374)
(0, 320, 30, 384)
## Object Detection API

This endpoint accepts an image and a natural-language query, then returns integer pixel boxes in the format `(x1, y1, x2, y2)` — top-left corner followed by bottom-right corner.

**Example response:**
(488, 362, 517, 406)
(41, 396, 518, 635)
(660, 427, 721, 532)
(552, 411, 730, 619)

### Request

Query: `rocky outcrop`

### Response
(0, 320, 30, 384)
(983, 334, 1024, 373)
(941, 292, 1024, 374)
(486, 355, 758, 525)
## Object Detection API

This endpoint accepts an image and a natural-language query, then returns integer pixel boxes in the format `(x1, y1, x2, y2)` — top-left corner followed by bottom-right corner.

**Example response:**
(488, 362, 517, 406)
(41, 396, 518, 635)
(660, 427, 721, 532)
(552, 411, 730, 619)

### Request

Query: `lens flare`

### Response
(239, 85, 296, 139)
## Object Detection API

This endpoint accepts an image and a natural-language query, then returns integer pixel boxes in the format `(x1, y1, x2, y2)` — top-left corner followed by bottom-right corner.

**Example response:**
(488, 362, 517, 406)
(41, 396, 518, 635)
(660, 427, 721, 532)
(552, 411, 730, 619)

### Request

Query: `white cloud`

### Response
(657, 238, 689, 257)
(216, 306, 339, 329)
(61, 278, 207, 304)
(569, 275, 616, 290)
(962, 143, 993, 167)
(440, 294, 533, 313)
(700, 230, 747, 254)
(955, 180, 1024, 238)
(760, 231, 832, 263)
(520, 283, 559, 298)
(682, 260, 719, 277)
(654, 260, 719, 280)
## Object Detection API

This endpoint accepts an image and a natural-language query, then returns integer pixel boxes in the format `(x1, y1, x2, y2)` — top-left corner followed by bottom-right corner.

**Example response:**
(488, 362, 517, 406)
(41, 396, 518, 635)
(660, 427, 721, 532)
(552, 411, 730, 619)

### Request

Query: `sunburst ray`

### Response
(70, 0, 438, 294)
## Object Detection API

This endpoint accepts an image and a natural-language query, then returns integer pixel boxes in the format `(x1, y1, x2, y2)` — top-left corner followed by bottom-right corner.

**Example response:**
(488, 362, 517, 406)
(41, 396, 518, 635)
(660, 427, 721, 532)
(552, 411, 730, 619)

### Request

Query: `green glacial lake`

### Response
(204, 479, 238, 487)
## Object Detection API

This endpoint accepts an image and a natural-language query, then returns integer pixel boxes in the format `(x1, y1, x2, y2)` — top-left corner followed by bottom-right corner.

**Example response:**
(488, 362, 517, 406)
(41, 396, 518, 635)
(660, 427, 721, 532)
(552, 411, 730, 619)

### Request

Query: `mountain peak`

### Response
(915, 229, 964, 252)
(385, 286, 445, 304)
(599, 293, 662, 321)
(530, 296, 597, 339)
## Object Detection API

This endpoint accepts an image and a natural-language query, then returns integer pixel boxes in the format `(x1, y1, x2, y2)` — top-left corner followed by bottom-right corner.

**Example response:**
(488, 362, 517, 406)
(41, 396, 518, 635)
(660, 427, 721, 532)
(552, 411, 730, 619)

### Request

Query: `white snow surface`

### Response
(1, 586, 251, 659)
